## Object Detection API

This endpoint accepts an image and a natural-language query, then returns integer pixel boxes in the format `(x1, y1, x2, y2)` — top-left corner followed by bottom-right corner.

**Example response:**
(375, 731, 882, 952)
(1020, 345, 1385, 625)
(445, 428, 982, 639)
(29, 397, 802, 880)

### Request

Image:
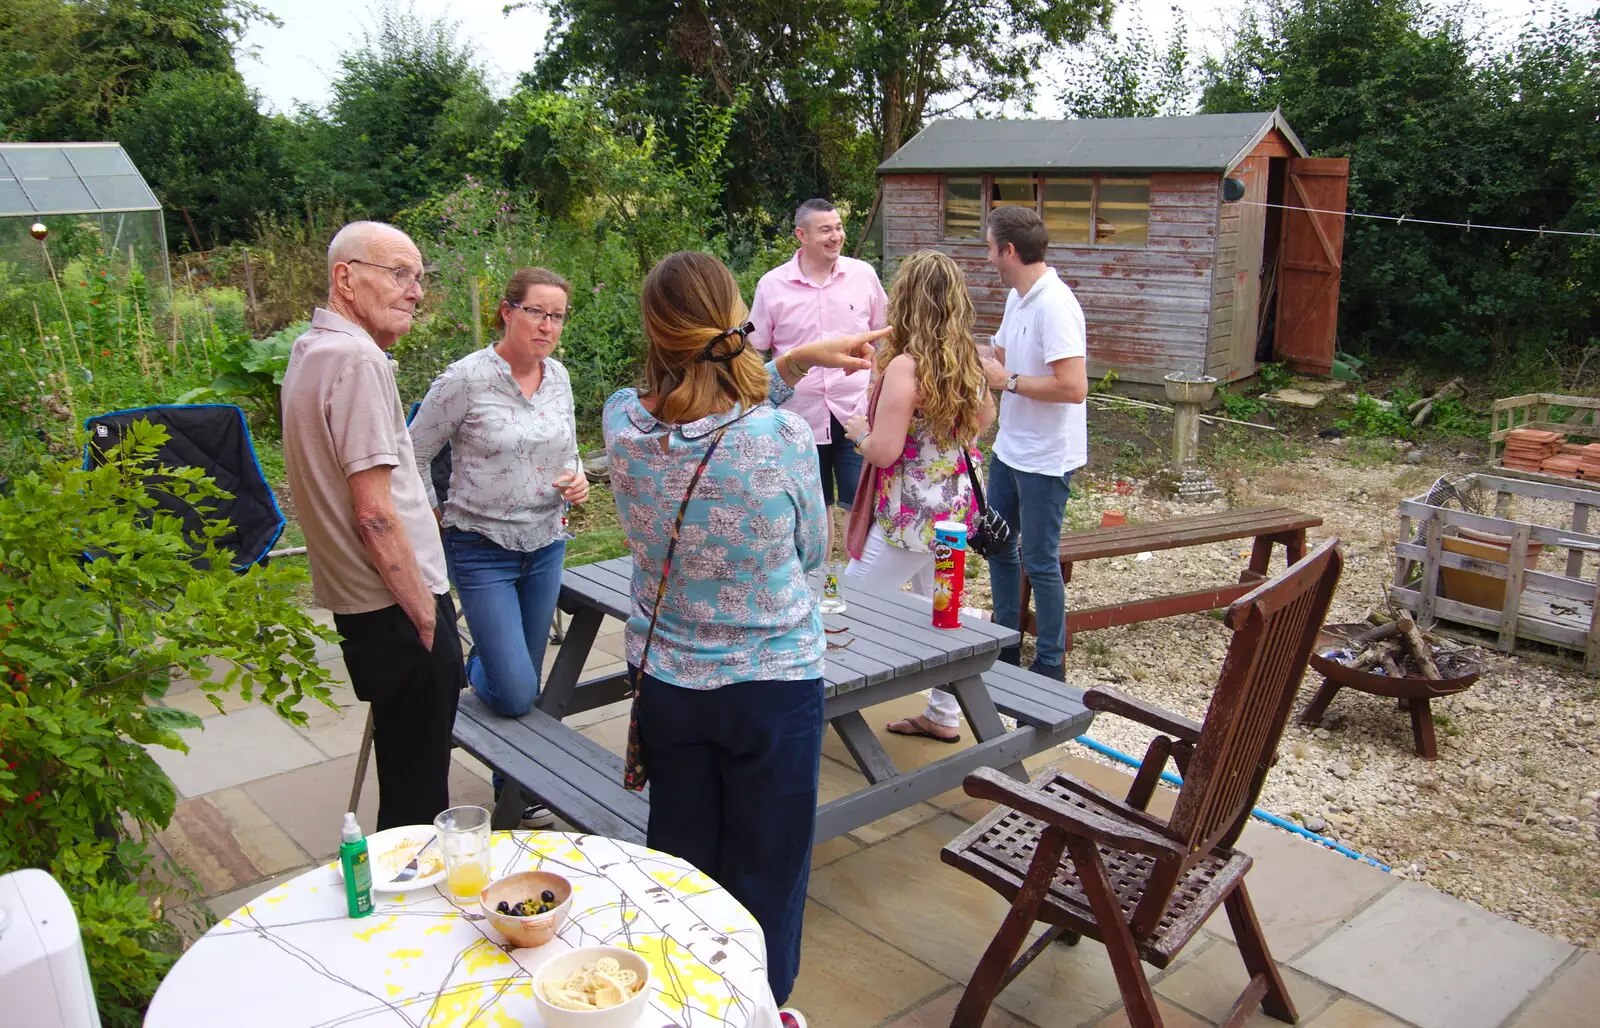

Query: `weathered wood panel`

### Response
(1211, 153, 1269, 380)
(1275, 158, 1348, 376)
(880, 171, 1222, 381)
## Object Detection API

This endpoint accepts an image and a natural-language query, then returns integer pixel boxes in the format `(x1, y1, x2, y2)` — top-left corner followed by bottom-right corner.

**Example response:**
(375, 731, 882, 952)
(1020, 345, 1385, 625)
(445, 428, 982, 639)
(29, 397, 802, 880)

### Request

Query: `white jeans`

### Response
(844, 525, 963, 728)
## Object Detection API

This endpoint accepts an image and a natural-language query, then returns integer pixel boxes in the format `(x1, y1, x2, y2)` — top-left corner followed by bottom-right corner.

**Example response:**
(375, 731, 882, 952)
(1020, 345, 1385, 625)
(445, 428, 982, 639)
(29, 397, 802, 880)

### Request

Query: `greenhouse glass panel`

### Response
(63, 146, 139, 178)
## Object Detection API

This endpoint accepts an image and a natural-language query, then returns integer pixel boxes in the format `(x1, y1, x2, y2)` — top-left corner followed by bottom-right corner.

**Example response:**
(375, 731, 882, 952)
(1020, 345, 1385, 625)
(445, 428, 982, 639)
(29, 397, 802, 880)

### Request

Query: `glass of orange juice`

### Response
(434, 805, 492, 901)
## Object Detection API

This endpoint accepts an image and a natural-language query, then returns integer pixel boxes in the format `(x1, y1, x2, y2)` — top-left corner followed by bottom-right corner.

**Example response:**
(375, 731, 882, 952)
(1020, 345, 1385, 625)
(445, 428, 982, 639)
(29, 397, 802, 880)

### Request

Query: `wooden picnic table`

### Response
(453, 556, 1094, 845)
(1020, 506, 1323, 647)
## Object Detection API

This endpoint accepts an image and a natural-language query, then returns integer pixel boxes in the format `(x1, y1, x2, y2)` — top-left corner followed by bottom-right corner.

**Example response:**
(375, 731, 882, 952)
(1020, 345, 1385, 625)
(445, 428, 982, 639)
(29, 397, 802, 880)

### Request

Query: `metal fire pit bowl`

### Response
(1302, 624, 1481, 759)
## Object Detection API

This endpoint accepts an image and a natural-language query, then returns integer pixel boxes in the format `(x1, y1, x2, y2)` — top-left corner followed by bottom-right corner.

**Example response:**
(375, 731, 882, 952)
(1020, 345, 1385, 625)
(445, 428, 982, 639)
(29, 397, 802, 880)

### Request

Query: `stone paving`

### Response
(144, 612, 1597, 1027)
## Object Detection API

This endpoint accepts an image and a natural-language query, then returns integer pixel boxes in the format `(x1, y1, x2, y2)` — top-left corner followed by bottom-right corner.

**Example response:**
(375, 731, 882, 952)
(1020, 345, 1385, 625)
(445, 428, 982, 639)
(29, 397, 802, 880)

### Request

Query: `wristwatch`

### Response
(853, 430, 871, 453)
(1005, 373, 1020, 393)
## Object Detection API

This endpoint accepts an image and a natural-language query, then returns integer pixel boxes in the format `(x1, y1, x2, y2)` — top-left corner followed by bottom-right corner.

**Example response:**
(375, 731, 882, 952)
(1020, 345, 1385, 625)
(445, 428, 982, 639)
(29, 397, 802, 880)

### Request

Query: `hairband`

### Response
(697, 321, 754, 363)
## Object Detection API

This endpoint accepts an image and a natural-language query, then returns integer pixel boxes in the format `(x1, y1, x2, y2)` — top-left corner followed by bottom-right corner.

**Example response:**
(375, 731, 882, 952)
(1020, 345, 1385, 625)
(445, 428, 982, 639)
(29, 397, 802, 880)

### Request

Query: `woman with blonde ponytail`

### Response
(841, 249, 995, 743)
(601, 250, 885, 1020)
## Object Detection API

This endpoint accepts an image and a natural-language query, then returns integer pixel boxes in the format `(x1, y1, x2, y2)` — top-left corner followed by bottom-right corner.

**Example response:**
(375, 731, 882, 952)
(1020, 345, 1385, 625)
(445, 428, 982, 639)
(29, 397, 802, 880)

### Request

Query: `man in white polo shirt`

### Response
(978, 205, 1088, 681)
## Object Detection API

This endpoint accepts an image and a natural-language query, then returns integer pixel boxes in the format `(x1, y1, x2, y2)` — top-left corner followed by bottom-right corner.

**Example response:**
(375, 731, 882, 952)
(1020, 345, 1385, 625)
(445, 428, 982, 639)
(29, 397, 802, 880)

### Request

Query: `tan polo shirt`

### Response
(281, 308, 449, 614)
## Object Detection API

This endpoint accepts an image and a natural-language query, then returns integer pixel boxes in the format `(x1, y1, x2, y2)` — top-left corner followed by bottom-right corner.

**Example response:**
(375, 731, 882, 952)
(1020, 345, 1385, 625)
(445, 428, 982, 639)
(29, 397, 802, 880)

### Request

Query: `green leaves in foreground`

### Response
(0, 418, 338, 1025)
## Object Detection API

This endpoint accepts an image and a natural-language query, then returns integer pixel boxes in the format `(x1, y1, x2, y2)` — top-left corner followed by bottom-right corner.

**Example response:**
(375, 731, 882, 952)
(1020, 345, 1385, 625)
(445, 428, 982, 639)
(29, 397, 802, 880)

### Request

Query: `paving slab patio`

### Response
(1291, 881, 1573, 1028)
(138, 610, 1593, 1028)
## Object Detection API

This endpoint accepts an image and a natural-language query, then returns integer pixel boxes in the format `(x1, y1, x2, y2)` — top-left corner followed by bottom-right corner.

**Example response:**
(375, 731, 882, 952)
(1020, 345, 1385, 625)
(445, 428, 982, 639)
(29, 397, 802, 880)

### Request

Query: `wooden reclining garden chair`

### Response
(942, 537, 1343, 1028)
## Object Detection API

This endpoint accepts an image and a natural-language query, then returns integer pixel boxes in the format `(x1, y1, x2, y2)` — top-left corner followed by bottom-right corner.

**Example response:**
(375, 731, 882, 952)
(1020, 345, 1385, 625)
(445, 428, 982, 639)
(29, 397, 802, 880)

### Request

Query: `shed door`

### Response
(1273, 157, 1348, 375)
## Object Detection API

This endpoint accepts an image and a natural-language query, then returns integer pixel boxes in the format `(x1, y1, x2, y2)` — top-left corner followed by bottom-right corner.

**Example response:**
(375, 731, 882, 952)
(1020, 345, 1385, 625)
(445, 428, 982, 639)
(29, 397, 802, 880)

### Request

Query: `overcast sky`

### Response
(237, 0, 1570, 118)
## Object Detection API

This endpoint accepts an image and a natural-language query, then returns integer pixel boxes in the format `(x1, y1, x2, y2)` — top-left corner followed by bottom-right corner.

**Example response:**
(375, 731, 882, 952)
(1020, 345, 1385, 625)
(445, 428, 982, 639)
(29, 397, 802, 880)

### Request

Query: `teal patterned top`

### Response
(602, 364, 826, 689)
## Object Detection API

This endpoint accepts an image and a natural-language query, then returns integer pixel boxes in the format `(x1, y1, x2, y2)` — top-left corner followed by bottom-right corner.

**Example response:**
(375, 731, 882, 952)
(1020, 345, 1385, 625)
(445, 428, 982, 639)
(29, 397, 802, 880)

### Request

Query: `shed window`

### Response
(938, 172, 1152, 246)
(1095, 177, 1151, 246)
(943, 177, 983, 239)
(991, 176, 1038, 212)
(1043, 178, 1092, 244)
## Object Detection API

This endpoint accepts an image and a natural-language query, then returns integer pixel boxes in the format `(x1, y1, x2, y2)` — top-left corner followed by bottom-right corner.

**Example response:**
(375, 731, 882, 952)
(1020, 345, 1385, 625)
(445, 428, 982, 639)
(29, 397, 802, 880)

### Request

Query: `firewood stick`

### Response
(1406, 377, 1463, 413)
(1379, 650, 1404, 677)
(1395, 607, 1443, 680)
(1351, 639, 1404, 671)
(1349, 614, 1415, 647)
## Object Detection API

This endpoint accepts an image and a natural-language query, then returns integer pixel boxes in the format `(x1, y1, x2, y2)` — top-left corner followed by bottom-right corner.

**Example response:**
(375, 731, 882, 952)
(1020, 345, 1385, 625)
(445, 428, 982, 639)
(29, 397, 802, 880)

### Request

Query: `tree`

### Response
(1200, 0, 1599, 364)
(1059, 5, 1196, 119)
(0, 0, 274, 141)
(302, 3, 500, 219)
(840, 0, 1113, 159)
(112, 70, 291, 249)
(525, 0, 1112, 229)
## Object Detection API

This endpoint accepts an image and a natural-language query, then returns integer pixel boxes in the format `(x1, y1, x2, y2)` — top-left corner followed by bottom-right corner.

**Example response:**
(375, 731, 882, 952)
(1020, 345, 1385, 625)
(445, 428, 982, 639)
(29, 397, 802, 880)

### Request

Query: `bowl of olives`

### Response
(480, 870, 573, 947)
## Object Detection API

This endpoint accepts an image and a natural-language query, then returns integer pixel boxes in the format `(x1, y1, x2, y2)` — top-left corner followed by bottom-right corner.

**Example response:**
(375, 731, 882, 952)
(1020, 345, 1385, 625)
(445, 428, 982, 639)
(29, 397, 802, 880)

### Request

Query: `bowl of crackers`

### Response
(533, 945, 653, 1026)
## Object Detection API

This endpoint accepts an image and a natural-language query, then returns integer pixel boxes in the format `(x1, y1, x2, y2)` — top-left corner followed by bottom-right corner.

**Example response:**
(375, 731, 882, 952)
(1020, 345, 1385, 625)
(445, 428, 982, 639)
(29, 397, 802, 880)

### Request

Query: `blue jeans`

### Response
(635, 670, 825, 1007)
(443, 528, 566, 718)
(985, 456, 1074, 675)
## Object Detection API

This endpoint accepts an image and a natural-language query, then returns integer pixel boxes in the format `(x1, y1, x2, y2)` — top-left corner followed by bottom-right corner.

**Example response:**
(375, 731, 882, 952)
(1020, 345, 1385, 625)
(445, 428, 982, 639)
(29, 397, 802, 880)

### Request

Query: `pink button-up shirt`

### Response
(748, 252, 888, 444)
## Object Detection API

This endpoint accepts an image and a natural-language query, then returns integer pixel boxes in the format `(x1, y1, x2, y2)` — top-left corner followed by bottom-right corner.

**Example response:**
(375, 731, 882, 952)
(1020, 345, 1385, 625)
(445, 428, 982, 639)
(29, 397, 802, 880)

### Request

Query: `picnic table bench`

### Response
(453, 556, 1095, 845)
(1020, 506, 1323, 646)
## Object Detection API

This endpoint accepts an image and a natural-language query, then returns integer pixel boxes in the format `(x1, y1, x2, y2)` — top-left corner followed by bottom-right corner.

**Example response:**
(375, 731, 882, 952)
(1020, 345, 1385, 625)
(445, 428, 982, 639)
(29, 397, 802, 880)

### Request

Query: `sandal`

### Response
(884, 717, 961, 744)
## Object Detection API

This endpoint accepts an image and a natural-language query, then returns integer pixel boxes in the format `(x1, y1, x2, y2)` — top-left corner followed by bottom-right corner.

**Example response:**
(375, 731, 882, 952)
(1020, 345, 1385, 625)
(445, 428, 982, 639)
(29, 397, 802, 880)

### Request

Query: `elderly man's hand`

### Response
(981, 356, 1010, 390)
(789, 327, 890, 376)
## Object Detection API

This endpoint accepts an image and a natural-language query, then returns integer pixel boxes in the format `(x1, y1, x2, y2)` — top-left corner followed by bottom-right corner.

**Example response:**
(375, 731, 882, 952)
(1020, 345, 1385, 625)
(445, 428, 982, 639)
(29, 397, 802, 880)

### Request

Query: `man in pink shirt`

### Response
(750, 198, 888, 554)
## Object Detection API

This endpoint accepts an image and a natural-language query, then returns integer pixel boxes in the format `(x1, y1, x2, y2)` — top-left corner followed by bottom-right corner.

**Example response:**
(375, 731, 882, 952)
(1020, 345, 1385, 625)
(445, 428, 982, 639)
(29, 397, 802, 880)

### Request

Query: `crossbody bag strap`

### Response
(633, 423, 729, 688)
(963, 440, 988, 515)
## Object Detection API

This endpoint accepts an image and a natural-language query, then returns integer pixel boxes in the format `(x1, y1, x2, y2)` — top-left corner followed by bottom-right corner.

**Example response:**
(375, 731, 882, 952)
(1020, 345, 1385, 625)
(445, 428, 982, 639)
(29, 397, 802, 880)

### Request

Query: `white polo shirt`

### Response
(992, 268, 1088, 477)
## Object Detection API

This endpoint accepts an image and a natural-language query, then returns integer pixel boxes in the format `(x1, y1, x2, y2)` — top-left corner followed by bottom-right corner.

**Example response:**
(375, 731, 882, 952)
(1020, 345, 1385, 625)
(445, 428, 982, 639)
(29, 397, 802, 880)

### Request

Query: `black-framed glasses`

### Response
(699, 321, 754, 363)
(505, 301, 568, 326)
(347, 259, 427, 292)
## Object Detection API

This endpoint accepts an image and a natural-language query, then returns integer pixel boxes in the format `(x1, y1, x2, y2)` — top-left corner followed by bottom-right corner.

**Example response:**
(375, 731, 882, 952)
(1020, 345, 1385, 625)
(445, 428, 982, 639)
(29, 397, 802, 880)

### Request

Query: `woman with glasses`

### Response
(409, 267, 586, 829)
(603, 251, 883, 1024)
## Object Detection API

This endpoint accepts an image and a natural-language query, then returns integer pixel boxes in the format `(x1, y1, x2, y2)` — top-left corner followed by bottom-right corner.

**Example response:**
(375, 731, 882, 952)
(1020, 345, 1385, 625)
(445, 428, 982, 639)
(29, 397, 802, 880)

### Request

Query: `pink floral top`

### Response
(875, 415, 979, 553)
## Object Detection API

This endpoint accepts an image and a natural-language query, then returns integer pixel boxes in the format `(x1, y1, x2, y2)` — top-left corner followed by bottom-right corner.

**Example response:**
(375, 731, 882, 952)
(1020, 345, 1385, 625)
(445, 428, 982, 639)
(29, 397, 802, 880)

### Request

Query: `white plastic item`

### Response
(0, 868, 101, 1028)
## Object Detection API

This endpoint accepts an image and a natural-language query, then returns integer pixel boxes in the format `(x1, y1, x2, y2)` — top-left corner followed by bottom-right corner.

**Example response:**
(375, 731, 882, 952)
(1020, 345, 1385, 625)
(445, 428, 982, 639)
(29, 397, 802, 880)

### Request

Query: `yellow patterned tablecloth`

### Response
(145, 831, 782, 1028)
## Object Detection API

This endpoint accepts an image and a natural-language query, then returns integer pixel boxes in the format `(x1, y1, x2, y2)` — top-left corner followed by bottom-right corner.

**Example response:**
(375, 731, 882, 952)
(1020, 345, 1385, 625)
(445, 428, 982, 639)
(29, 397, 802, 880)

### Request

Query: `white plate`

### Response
(334, 825, 447, 894)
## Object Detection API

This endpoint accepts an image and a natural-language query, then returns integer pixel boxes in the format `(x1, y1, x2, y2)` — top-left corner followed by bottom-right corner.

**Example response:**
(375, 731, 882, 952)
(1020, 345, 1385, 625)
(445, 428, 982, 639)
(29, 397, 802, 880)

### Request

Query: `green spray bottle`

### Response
(340, 811, 374, 918)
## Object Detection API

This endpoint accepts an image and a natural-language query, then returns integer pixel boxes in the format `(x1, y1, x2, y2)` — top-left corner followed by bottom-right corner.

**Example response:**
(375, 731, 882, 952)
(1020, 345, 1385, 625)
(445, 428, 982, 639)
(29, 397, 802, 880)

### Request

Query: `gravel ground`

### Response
(980, 437, 1598, 948)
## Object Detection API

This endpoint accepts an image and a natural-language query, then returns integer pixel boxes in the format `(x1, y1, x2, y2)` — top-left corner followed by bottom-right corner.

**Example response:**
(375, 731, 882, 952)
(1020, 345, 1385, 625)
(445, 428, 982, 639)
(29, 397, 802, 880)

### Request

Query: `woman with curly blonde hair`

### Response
(842, 249, 994, 742)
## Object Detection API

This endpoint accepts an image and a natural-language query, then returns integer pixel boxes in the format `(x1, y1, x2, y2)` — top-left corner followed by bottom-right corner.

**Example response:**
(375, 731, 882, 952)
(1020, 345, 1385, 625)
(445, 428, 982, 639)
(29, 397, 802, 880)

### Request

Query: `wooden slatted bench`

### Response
(1020, 506, 1322, 647)
(453, 691, 649, 845)
(981, 661, 1094, 735)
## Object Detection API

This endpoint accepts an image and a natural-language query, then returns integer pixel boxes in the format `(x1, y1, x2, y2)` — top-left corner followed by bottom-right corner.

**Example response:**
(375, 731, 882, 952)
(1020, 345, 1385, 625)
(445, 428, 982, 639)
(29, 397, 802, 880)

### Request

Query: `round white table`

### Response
(146, 831, 782, 1028)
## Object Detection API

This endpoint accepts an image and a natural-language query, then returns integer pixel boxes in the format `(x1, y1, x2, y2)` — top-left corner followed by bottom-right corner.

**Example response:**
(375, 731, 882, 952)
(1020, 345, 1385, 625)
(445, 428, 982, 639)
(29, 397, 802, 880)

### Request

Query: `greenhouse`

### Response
(0, 142, 170, 294)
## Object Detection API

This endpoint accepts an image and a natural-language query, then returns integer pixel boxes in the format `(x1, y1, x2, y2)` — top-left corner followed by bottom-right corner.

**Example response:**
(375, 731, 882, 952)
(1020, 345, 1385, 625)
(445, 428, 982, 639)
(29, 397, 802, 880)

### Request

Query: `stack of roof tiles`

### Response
(1575, 443, 1600, 481)
(1502, 429, 1565, 472)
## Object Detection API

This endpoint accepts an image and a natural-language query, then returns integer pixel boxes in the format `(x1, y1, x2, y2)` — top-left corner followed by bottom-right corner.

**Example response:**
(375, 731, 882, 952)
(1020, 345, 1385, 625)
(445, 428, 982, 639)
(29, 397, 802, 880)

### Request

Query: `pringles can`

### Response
(931, 520, 968, 629)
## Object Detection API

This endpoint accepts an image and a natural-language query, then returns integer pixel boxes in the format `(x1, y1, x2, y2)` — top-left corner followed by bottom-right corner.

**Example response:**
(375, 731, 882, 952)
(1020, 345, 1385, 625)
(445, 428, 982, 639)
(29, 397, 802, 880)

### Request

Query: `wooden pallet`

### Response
(1490, 393, 1600, 462)
(1389, 474, 1600, 675)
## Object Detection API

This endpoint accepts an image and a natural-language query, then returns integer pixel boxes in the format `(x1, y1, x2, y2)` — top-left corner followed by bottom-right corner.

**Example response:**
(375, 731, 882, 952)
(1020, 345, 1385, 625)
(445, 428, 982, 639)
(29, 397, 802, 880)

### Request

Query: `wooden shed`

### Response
(875, 111, 1348, 385)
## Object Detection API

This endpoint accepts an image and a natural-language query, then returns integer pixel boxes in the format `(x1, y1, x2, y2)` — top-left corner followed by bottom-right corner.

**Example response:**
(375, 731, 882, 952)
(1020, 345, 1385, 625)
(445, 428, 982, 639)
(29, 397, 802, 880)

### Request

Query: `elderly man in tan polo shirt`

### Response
(281, 220, 463, 831)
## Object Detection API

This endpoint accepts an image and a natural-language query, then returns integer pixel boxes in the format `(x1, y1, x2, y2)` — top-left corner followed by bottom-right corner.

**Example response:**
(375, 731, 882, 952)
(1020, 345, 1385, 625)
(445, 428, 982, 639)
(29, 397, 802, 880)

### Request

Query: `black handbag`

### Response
(964, 453, 1013, 558)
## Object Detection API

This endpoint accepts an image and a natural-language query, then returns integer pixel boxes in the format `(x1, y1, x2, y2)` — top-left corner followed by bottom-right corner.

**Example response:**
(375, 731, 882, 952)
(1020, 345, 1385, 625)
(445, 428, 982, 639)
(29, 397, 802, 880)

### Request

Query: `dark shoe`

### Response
(518, 803, 556, 829)
(998, 645, 1022, 667)
(1029, 661, 1066, 681)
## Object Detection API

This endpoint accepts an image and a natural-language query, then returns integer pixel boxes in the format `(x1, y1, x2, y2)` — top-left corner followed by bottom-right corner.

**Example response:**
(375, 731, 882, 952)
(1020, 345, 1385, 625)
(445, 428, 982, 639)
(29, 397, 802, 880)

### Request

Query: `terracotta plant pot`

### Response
(1438, 527, 1544, 611)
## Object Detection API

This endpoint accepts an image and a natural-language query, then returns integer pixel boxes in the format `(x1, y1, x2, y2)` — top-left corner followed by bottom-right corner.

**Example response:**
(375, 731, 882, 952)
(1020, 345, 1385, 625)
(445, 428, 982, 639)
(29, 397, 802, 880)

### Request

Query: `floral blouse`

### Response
(875, 415, 979, 553)
(409, 346, 582, 554)
(602, 365, 826, 689)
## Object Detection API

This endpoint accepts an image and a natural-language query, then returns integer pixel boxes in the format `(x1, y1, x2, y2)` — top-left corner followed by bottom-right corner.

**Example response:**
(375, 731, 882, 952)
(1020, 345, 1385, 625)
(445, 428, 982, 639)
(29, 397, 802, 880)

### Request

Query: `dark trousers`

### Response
(635, 670, 825, 1007)
(334, 592, 465, 831)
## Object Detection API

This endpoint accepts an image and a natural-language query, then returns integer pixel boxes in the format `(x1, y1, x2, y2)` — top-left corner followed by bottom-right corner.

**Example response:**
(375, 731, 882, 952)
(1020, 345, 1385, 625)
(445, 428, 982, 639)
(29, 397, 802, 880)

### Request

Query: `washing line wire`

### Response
(1235, 199, 1598, 239)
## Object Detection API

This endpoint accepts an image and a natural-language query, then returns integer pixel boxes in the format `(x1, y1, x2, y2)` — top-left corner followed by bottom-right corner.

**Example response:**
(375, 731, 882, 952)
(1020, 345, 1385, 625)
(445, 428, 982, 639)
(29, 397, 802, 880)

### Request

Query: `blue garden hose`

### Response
(1072, 736, 1392, 872)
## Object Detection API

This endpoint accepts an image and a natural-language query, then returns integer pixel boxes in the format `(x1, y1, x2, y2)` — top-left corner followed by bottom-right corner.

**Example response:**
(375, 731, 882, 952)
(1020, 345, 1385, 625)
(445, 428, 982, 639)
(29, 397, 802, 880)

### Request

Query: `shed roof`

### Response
(877, 111, 1307, 175)
(0, 142, 161, 218)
